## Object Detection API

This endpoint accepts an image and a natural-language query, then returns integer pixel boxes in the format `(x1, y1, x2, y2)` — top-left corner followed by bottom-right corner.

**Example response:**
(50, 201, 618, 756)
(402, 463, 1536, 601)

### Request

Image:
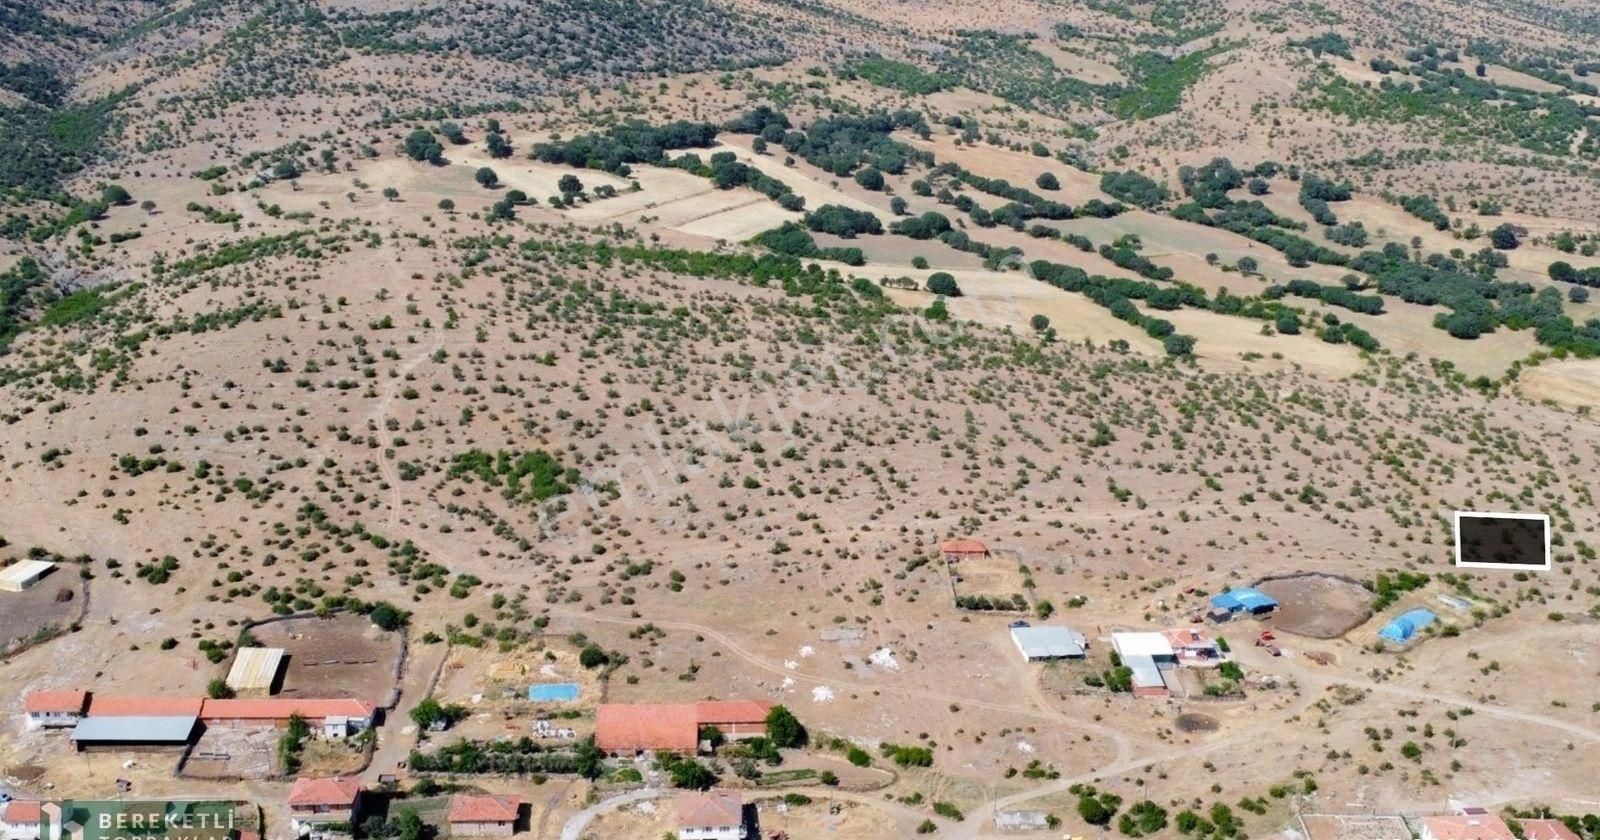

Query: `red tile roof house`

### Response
(595, 701, 773, 755)
(694, 701, 772, 740)
(288, 777, 364, 838)
(676, 791, 745, 840)
(23, 690, 89, 728)
(1, 801, 42, 840)
(1420, 815, 1518, 840)
(1520, 820, 1582, 840)
(1161, 628, 1222, 665)
(940, 538, 989, 561)
(447, 796, 522, 836)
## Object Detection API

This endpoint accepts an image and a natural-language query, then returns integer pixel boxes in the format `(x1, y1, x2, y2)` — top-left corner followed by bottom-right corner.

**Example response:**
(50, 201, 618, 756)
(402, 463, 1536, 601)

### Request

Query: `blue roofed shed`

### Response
(1378, 609, 1436, 643)
(1210, 588, 1279, 615)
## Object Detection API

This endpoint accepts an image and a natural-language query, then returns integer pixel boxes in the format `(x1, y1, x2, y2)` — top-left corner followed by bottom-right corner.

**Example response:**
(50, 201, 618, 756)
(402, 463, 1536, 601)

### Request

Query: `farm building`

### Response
(200, 698, 376, 729)
(1209, 588, 1279, 617)
(1162, 628, 1221, 664)
(1378, 609, 1437, 643)
(595, 704, 699, 754)
(86, 696, 205, 717)
(70, 715, 198, 752)
(940, 538, 989, 561)
(447, 795, 522, 836)
(1111, 632, 1175, 698)
(1520, 820, 1582, 840)
(23, 689, 88, 728)
(1419, 815, 1516, 840)
(224, 648, 286, 695)
(676, 791, 744, 840)
(694, 700, 772, 739)
(288, 777, 364, 838)
(1010, 626, 1088, 661)
(1, 801, 41, 840)
(595, 700, 773, 754)
(0, 560, 56, 593)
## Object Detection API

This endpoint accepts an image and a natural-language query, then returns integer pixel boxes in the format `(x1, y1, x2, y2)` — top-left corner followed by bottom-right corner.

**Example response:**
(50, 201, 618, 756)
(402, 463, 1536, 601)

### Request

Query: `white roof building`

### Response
(0, 560, 56, 593)
(1010, 626, 1088, 660)
(1111, 632, 1175, 660)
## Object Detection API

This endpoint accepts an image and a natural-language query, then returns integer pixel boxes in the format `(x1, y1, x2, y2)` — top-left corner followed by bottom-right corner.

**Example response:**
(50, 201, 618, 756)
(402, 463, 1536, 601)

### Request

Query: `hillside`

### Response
(2, 0, 1600, 838)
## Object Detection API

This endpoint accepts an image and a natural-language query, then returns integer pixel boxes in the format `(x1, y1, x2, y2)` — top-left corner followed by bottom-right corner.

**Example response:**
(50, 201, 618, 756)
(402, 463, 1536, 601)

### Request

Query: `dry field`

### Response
(1255, 574, 1375, 639)
(0, 569, 81, 655)
(6, 0, 1600, 835)
(249, 614, 405, 704)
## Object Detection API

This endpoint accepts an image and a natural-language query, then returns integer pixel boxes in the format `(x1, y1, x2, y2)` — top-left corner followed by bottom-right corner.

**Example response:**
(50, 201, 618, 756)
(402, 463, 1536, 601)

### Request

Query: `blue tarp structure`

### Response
(527, 683, 580, 701)
(1210, 587, 1279, 614)
(1378, 609, 1436, 643)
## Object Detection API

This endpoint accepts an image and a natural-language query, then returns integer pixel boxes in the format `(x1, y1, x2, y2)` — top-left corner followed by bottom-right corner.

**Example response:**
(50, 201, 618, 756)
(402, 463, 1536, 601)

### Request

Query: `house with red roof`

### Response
(23, 690, 88, 728)
(940, 538, 989, 561)
(676, 791, 744, 840)
(595, 703, 700, 754)
(1521, 820, 1582, 840)
(1, 801, 41, 840)
(447, 795, 522, 836)
(694, 700, 772, 740)
(86, 696, 205, 718)
(1420, 815, 1517, 840)
(595, 700, 774, 755)
(289, 777, 364, 837)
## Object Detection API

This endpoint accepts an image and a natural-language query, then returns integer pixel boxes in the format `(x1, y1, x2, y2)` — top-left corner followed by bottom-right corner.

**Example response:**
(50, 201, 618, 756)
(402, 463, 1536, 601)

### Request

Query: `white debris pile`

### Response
(811, 685, 836, 703)
(868, 647, 900, 671)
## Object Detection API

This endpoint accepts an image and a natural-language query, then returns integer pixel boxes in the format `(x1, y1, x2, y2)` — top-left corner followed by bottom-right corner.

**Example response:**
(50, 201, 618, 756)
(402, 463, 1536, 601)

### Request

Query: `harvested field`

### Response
(247, 613, 404, 704)
(1515, 358, 1600, 409)
(0, 570, 82, 657)
(1255, 574, 1375, 639)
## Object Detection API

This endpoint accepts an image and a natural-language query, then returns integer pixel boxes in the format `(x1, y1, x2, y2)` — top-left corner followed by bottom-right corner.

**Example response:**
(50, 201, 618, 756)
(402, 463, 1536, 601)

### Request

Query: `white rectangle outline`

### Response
(1453, 510, 1551, 571)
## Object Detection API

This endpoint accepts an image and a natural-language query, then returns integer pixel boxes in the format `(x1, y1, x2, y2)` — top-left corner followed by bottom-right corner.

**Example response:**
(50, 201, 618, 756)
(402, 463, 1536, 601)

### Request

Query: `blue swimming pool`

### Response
(527, 683, 580, 701)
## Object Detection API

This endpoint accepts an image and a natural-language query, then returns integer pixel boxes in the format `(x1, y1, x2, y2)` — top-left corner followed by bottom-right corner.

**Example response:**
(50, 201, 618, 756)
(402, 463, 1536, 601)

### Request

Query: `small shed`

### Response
(940, 538, 990, 561)
(225, 647, 286, 694)
(0, 560, 56, 593)
(1010, 626, 1088, 661)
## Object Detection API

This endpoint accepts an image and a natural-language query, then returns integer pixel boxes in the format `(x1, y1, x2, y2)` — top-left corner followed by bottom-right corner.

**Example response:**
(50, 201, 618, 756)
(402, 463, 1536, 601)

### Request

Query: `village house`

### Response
(676, 791, 745, 840)
(23, 690, 88, 728)
(1520, 820, 1582, 840)
(940, 538, 989, 561)
(1161, 627, 1221, 664)
(1, 801, 41, 840)
(1419, 815, 1518, 840)
(447, 795, 522, 836)
(288, 776, 364, 838)
(595, 700, 773, 755)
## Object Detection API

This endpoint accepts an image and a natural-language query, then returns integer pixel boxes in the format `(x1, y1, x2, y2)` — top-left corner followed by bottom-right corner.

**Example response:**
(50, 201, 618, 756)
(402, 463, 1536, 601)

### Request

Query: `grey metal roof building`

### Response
(1009, 626, 1088, 660)
(70, 715, 198, 751)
